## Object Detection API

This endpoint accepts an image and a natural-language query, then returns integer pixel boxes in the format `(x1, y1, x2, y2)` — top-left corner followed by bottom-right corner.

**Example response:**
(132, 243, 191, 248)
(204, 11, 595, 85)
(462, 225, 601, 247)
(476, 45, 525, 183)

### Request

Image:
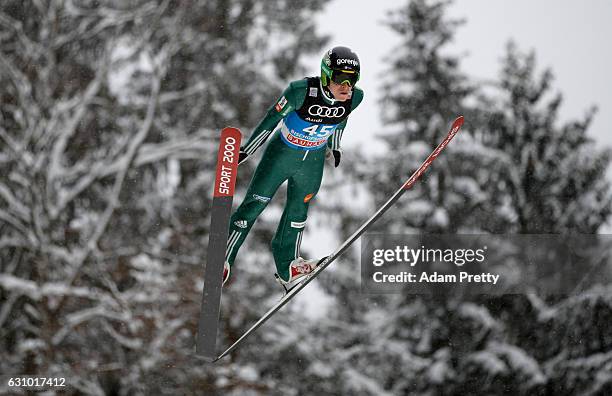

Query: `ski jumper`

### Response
(225, 77, 364, 281)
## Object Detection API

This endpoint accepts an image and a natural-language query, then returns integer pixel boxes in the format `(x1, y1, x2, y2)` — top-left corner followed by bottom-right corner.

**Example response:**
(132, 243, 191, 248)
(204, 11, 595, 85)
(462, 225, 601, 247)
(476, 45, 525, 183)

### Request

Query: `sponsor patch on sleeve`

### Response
(309, 87, 318, 97)
(275, 96, 288, 112)
(252, 194, 271, 203)
(291, 221, 306, 229)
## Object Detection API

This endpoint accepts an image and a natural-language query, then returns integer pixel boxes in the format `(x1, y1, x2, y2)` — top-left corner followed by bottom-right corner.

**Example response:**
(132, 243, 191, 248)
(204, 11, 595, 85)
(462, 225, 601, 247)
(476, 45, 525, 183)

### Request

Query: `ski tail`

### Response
(196, 127, 241, 361)
(212, 116, 464, 362)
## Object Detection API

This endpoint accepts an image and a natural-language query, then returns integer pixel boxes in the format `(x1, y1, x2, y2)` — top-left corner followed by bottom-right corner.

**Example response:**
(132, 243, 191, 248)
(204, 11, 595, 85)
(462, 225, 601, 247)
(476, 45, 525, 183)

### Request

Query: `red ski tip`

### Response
(401, 116, 464, 190)
(450, 116, 464, 133)
(447, 116, 464, 137)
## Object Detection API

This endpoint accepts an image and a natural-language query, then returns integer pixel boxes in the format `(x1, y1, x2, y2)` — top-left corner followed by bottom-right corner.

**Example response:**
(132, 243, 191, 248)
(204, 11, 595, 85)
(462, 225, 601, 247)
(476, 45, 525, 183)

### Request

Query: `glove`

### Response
(325, 148, 342, 168)
(238, 149, 249, 165)
(331, 149, 342, 168)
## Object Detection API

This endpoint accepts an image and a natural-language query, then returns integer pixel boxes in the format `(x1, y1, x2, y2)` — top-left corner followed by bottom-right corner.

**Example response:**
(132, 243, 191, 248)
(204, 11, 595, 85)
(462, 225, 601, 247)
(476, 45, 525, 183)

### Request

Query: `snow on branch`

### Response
(86, 64, 164, 252)
(56, 52, 169, 310)
(121, 130, 215, 166)
(51, 130, 215, 218)
(139, 317, 185, 370)
(0, 182, 29, 221)
(51, 305, 135, 346)
(55, 0, 161, 48)
(0, 11, 45, 57)
(47, 65, 106, 190)
(0, 126, 34, 167)
(0, 46, 35, 107)
(0, 274, 110, 304)
(0, 209, 28, 237)
(0, 236, 28, 250)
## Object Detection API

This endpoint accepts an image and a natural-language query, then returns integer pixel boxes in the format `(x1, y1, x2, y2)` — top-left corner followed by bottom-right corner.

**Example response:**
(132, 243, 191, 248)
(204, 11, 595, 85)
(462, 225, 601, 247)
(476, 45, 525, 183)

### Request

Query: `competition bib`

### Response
(279, 112, 338, 150)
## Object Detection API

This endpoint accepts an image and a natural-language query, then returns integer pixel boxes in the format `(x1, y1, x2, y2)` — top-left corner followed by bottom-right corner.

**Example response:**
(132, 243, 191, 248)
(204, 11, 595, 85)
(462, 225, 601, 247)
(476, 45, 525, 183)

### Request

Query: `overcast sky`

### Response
(314, 0, 612, 150)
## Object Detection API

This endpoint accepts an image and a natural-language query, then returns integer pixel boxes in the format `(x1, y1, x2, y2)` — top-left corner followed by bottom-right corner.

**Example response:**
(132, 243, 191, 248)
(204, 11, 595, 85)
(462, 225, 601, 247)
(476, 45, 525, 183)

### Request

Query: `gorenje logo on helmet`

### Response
(336, 58, 359, 67)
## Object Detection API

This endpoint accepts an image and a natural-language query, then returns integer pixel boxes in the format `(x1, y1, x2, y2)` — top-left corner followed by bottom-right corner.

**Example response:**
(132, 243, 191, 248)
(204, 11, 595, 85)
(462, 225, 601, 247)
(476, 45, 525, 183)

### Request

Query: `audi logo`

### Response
(308, 105, 346, 118)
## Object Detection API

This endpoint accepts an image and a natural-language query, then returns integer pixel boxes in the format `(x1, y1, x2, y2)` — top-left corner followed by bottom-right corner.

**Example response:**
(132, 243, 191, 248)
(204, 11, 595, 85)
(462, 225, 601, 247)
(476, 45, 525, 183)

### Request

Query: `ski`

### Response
(213, 116, 464, 362)
(196, 127, 242, 361)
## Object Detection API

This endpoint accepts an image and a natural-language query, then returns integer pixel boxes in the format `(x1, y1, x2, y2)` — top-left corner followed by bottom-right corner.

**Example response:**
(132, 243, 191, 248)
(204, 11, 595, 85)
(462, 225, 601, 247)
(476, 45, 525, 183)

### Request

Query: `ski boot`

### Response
(274, 257, 320, 293)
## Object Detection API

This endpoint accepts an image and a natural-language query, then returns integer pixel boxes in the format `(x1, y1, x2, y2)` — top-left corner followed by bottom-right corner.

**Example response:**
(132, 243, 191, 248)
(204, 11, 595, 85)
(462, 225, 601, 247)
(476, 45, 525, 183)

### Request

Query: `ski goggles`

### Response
(330, 69, 359, 86)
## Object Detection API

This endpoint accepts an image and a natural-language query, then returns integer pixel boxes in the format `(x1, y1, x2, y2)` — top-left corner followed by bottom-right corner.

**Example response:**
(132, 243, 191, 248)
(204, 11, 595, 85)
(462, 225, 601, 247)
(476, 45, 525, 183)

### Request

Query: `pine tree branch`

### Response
(51, 305, 130, 346)
(46, 63, 106, 195)
(0, 209, 28, 237)
(53, 55, 167, 315)
(50, 131, 214, 219)
(0, 182, 29, 222)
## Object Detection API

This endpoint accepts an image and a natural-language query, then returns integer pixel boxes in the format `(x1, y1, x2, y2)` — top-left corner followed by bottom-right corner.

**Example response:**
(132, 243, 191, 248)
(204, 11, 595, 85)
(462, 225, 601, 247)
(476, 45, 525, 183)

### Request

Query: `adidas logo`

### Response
(234, 220, 247, 229)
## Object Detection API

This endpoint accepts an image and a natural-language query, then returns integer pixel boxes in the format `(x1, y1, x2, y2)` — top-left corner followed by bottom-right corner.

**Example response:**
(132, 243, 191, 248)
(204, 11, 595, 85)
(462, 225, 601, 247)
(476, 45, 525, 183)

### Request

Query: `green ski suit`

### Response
(226, 77, 364, 281)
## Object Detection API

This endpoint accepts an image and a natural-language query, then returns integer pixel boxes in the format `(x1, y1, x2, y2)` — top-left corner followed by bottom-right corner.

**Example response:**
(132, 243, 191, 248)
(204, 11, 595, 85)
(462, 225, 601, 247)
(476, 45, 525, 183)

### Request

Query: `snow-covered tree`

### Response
(0, 0, 329, 394)
(370, 0, 480, 233)
(318, 1, 612, 395)
(482, 42, 611, 234)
